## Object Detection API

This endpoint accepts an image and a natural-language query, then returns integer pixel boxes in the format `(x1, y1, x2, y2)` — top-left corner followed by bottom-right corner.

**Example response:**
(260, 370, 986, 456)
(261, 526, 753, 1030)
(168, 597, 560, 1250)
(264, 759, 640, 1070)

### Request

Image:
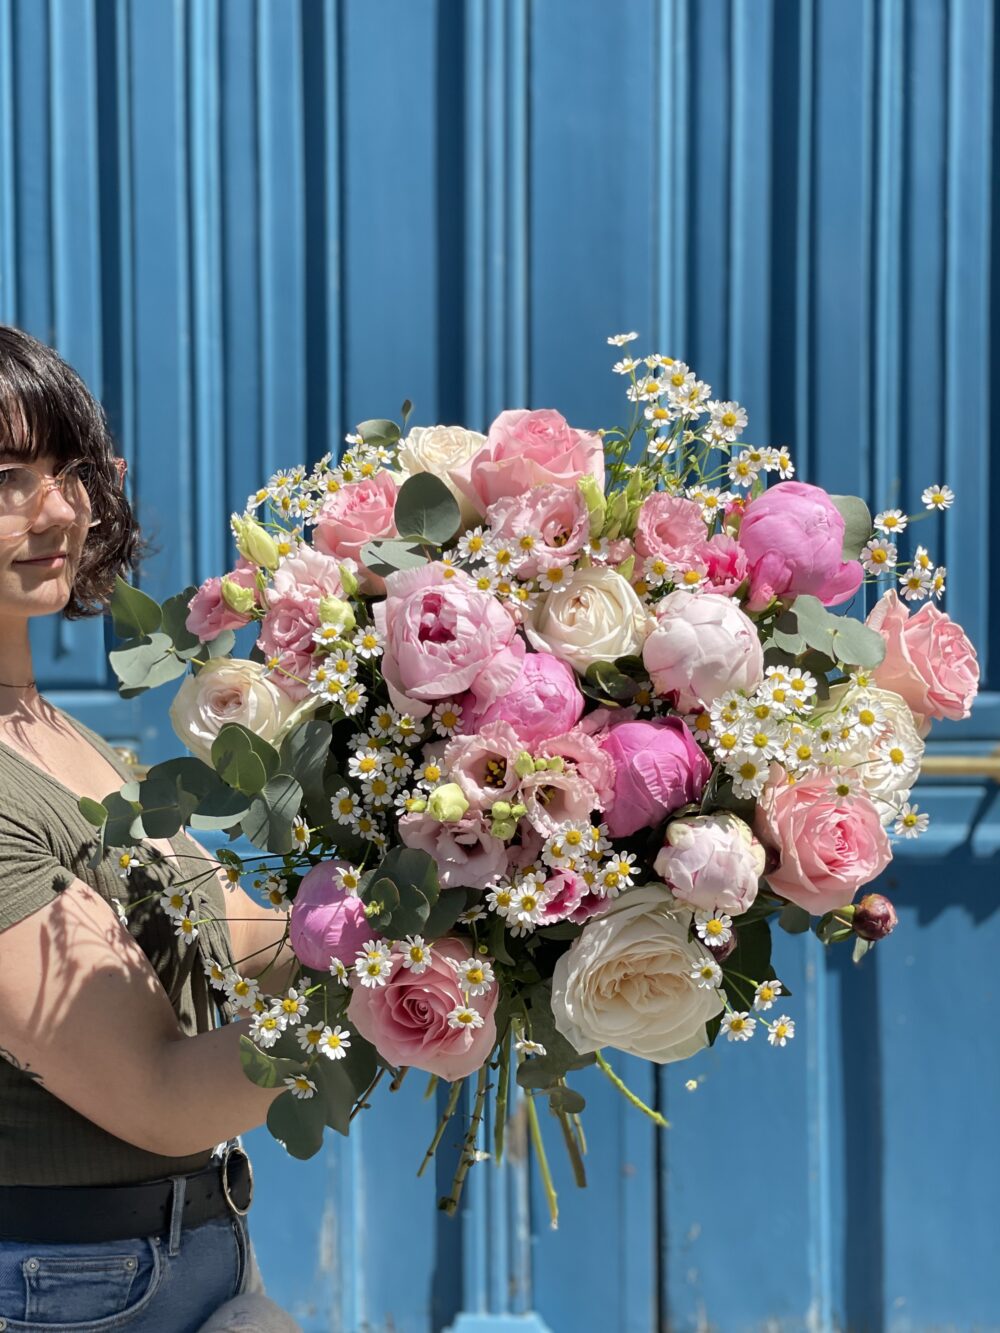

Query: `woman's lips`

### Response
(15, 553, 68, 568)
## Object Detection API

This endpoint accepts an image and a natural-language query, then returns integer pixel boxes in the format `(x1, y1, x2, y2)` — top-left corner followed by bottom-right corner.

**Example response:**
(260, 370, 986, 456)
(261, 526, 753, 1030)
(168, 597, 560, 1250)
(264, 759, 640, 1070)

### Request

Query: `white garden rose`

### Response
(817, 684, 925, 823)
(169, 658, 300, 765)
(394, 424, 487, 526)
(524, 566, 654, 674)
(551, 884, 724, 1063)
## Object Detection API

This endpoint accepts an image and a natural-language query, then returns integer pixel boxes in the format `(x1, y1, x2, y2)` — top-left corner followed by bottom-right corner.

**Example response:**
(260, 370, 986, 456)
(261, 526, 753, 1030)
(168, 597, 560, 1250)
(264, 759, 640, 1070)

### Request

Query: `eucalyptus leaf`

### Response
(243, 774, 304, 853)
(266, 1089, 326, 1160)
(239, 1035, 307, 1088)
(160, 585, 201, 655)
(360, 538, 429, 578)
(279, 720, 332, 822)
(584, 660, 639, 703)
(422, 888, 472, 941)
(778, 902, 812, 935)
(393, 472, 461, 545)
(356, 418, 401, 447)
(109, 634, 188, 694)
(102, 790, 143, 848)
(78, 796, 107, 827)
(132, 775, 188, 839)
(830, 494, 874, 559)
(203, 629, 237, 661)
(311, 1057, 359, 1136)
(829, 616, 886, 669)
(211, 724, 281, 795)
(720, 919, 774, 1012)
(547, 1085, 586, 1115)
(110, 577, 162, 639)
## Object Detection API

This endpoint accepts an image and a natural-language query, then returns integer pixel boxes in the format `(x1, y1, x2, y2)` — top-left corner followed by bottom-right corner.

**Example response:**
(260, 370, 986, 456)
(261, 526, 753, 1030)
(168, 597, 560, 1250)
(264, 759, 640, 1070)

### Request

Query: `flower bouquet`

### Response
(86, 333, 979, 1220)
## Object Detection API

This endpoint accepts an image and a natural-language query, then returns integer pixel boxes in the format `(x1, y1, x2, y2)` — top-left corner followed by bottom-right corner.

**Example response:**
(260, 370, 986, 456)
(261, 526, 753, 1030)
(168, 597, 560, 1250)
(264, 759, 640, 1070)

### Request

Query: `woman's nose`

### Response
(30, 478, 78, 529)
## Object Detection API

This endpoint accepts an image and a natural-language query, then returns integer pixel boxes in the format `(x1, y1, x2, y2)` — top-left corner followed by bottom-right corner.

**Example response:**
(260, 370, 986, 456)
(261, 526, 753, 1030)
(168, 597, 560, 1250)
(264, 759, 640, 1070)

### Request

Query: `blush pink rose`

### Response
(634, 493, 708, 565)
(347, 936, 498, 1080)
(865, 590, 979, 723)
(653, 812, 765, 915)
(456, 408, 605, 516)
(738, 481, 864, 611)
(754, 765, 892, 915)
(485, 484, 591, 577)
(257, 546, 354, 699)
(372, 564, 525, 719)
(397, 809, 509, 890)
(463, 651, 585, 746)
(642, 590, 765, 712)
(314, 472, 398, 591)
(599, 717, 711, 838)
(701, 533, 750, 596)
(289, 860, 374, 971)
(443, 721, 524, 807)
(185, 557, 258, 640)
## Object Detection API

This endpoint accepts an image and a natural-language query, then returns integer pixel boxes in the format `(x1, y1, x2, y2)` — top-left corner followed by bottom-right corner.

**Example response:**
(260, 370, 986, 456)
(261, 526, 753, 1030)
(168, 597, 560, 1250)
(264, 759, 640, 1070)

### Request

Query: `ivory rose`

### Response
(394, 424, 487, 525)
(289, 861, 373, 971)
(313, 471, 398, 591)
(168, 658, 297, 765)
(456, 408, 605, 516)
(866, 590, 979, 723)
(551, 884, 724, 1063)
(653, 812, 765, 915)
(642, 590, 764, 712)
(599, 717, 711, 838)
(347, 936, 498, 1080)
(524, 567, 653, 674)
(464, 651, 584, 746)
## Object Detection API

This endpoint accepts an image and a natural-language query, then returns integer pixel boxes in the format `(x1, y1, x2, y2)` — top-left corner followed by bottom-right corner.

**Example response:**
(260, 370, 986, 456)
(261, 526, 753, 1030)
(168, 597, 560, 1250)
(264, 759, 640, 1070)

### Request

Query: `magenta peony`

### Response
(289, 861, 374, 971)
(598, 717, 711, 838)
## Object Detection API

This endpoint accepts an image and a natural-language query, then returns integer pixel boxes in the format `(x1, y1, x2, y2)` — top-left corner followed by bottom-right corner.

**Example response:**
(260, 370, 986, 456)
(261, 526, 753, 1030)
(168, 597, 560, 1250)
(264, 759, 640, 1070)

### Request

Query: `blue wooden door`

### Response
(2, 2, 997, 1328)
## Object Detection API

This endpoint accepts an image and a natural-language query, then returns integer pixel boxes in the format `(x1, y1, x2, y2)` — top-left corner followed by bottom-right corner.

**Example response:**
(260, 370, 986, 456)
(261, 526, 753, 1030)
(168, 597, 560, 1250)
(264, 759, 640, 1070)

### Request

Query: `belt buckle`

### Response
(220, 1145, 254, 1217)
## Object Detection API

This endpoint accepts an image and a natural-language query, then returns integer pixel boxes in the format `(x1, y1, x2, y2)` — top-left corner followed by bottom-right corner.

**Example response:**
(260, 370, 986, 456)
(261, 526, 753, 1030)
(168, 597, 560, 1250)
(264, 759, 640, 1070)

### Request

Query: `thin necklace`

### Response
(0, 678, 36, 689)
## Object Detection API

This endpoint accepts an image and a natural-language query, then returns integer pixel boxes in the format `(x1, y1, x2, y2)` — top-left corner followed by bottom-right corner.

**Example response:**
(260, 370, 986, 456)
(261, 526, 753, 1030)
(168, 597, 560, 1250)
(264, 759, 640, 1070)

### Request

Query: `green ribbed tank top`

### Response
(0, 709, 235, 1186)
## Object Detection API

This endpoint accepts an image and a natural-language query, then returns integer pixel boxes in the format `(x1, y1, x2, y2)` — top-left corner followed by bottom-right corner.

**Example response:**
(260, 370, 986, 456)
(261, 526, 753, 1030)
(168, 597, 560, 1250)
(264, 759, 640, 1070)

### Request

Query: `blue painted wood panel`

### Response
(1, 1, 996, 1328)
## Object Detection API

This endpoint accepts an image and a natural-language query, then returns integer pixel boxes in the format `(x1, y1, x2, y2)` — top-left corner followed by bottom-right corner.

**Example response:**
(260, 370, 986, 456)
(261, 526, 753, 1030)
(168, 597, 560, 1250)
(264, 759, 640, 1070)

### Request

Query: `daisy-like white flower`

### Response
(893, 801, 929, 838)
(670, 564, 710, 592)
(694, 909, 733, 948)
(930, 566, 947, 600)
(766, 1015, 795, 1047)
(710, 690, 745, 728)
(348, 748, 383, 781)
(116, 849, 144, 879)
(296, 1024, 326, 1053)
(706, 400, 748, 443)
(284, 1074, 318, 1100)
(721, 1011, 757, 1042)
(319, 1024, 352, 1060)
(612, 356, 642, 375)
(485, 882, 516, 916)
(847, 697, 886, 740)
(393, 789, 427, 818)
(726, 451, 759, 489)
(911, 544, 934, 573)
(449, 955, 495, 997)
(728, 751, 770, 799)
(277, 988, 310, 1026)
(355, 940, 394, 988)
(688, 485, 733, 524)
(330, 786, 362, 826)
(646, 434, 677, 461)
(361, 772, 395, 807)
(899, 566, 932, 602)
(537, 563, 571, 592)
(509, 876, 549, 929)
(329, 957, 349, 984)
(711, 725, 744, 762)
(291, 817, 311, 851)
(515, 1038, 548, 1058)
(741, 717, 784, 759)
(457, 526, 493, 562)
(414, 758, 445, 789)
(174, 915, 199, 943)
(753, 978, 784, 1011)
(447, 1004, 485, 1032)
(392, 713, 423, 748)
(786, 670, 818, 709)
(921, 483, 955, 510)
(311, 623, 345, 650)
(861, 537, 898, 575)
(508, 581, 539, 612)
(399, 935, 433, 974)
(457, 904, 488, 925)
(352, 626, 383, 659)
(159, 886, 190, 919)
(671, 378, 712, 418)
(203, 957, 229, 989)
(256, 874, 291, 912)
(432, 700, 463, 737)
(341, 682, 368, 716)
(250, 1009, 286, 1048)
(225, 974, 262, 1010)
(874, 508, 908, 535)
(607, 331, 639, 346)
(690, 956, 723, 989)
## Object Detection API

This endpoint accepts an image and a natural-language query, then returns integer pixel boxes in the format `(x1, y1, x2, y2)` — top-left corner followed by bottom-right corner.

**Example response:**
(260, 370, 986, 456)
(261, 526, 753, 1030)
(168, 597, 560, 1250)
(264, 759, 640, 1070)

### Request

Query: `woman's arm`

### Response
(0, 878, 282, 1159)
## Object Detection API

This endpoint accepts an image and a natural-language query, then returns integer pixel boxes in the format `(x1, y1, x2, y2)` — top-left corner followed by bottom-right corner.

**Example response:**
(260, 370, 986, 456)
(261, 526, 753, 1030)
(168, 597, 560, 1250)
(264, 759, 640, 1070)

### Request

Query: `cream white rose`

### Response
(816, 684, 925, 823)
(394, 425, 487, 526)
(169, 658, 299, 765)
(551, 883, 724, 1063)
(524, 567, 653, 674)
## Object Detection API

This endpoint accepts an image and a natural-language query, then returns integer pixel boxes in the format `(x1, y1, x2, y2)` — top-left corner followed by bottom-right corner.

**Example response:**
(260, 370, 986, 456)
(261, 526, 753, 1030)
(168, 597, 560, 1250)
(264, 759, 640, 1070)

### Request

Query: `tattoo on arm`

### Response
(0, 1045, 43, 1086)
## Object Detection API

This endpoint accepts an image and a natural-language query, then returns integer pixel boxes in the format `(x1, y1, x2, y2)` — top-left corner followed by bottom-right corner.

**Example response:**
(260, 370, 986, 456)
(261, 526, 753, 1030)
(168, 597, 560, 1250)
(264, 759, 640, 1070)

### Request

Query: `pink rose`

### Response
(866, 590, 979, 723)
(738, 481, 864, 611)
(269, 544, 351, 603)
(642, 590, 765, 711)
(347, 936, 498, 1081)
(463, 651, 585, 746)
(373, 564, 525, 719)
(653, 812, 765, 915)
(754, 766, 892, 915)
(701, 533, 749, 596)
(599, 717, 711, 838)
(455, 408, 605, 516)
(397, 809, 508, 890)
(314, 472, 398, 591)
(634, 493, 707, 565)
(443, 721, 524, 807)
(289, 861, 374, 971)
(185, 557, 258, 640)
(485, 484, 591, 577)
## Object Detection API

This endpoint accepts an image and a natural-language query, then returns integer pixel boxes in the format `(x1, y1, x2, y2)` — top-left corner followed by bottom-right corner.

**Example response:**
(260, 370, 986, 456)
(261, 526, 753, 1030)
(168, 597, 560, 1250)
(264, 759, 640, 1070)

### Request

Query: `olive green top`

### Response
(0, 709, 235, 1186)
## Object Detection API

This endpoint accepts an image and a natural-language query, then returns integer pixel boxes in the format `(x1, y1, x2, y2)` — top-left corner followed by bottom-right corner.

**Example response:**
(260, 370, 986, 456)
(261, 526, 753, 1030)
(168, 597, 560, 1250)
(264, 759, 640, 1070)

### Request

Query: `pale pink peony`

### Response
(642, 590, 764, 711)
(313, 472, 398, 591)
(185, 557, 258, 640)
(754, 765, 892, 915)
(289, 860, 374, 971)
(865, 590, 979, 723)
(463, 651, 585, 746)
(653, 812, 765, 915)
(633, 493, 708, 565)
(701, 533, 750, 596)
(485, 484, 591, 577)
(373, 564, 524, 719)
(347, 936, 498, 1081)
(443, 721, 524, 807)
(737, 480, 864, 611)
(455, 408, 605, 516)
(397, 809, 509, 890)
(599, 717, 711, 838)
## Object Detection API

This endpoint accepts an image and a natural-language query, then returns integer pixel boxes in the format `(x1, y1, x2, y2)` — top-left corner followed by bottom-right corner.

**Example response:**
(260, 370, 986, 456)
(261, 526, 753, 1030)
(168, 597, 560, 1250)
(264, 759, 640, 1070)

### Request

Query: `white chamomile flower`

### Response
(874, 508, 908, 535)
(861, 537, 898, 574)
(706, 400, 748, 443)
(291, 816, 311, 851)
(329, 957, 349, 984)
(284, 1074, 318, 1100)
(457, 526, 493, 561)
(486, 882, 516, 916)
(741, 717, 783, 758)
(721, 1011, 757, 1042)
(355, 940, 394, 988)
(607, 331, 640, 346)
(257, 875, 291, 912)
(753, 979, 784, 1011)
(225, 974, 261, 1010)
(899, 566, 932, 602)
(487, 540, 518, 575)
(297, 1023, 326, 1053)
(930, 566, 947, 599)
(508, 878, 549, 932)
(432, 701, 464, 738)
(670, 563, 709, 592)
(400, 935, 432, 974)
(381, 749, 415, 785)
(447, 1004, 485, 1031)
(612, 356, 642, 375)
(893, 801, 929, 838)
(361, 772, 395, 807)
(331, 786, 361, 825)
(251, 1011, 285, 1048)
(728, 751, 769, 798)
(921, 483, 954, 510)
(392, 713, 422, 747)
(277, 987, 310, 1026)
(311, 623, 345, 649)
(470, 568, 497, 595)
(694, 910, 733, 948)
(393, 788, 426, 817)
(320, 1025, 351, 1060)
(646, 434, 677, 461)
(912, 544, 934, 572)
(690, 956, 723, 989)
(726, 451, 758, 488)
(710, 690, 745, 728)
(414, 758, 445, 789)
(766, 1015, 795, 1047)
(689, 485, 733, 523)
(352, 626, 383, 659)
(457, 904, 488, 925)
(773, 447, 795, 477)
(327, 648, 357, 678)
(174, 914, 199, 943)
(450, 955, 495, 997)
(160, 887, 190, 919)
(537, 563, 571, 591)
(203, 957, 229, 988)
(847, 697, 886, 739)
(509, 581, 539, 611)
(786, 670, 818, 708)
(348, 748, 384, 781)
(515, 1038, 547, 1056)
(671, 378, 712, 417)
(879, 739, 914, 774)
(117, 849, 144, 879)
(341, 682, 368, 716)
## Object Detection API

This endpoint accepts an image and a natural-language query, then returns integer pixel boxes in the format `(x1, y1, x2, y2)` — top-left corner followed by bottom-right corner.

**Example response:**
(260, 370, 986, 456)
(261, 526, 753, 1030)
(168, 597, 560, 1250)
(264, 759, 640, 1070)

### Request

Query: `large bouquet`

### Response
(89, 333, 979, 1219)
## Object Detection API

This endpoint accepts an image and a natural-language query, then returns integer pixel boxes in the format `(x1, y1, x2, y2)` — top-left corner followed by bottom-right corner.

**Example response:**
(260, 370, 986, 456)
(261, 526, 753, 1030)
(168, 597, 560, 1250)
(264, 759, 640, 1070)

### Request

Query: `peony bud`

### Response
(232, 516, 280, 570)
(428, 782, 470, 823)
(318, 595, 356, 634)
(852, 893, 898, 941)
(220, 577, 256, 616)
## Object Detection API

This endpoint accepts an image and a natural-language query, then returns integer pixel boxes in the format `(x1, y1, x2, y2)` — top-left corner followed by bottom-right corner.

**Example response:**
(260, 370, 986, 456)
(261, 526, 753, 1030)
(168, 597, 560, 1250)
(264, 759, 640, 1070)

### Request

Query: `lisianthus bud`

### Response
(852, 893, 898, 941)
(232, 516, 280, 570)
(514, 751, 536, 779)
(220, 577, 256, 616)
(318, 595, 356, 634)
(577, 474, 607, 539)
(338, 563, 359, 598)
(428, 782, 470, 823)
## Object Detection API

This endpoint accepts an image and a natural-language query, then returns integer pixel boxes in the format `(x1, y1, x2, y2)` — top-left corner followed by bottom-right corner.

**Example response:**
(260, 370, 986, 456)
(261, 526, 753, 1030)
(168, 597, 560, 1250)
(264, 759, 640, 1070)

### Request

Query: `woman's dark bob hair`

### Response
(0, 324, 143, 619)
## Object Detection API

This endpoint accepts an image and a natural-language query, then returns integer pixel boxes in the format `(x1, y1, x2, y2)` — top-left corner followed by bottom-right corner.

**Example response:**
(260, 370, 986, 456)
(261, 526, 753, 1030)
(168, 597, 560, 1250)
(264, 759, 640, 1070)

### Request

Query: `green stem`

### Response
(390, 1066, 409, 1092)
(417, 1077, 464, 1178)
(423, 1074, 439, 1101)
(525, 1092, 559, 1230)
(555, 1107, 587, 1189)
(493, 1028, 512, 1166)
(595, 1051, 669, 1128)
(571, 1112, 588, 1157)
(441, 1063, 490, 1217)
(349, 1066, 385, 1122)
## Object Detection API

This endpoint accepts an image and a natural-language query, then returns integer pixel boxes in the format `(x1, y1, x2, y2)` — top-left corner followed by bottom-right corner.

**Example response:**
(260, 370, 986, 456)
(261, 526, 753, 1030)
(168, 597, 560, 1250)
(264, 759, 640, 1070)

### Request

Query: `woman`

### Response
(0, 326, 299, 1331)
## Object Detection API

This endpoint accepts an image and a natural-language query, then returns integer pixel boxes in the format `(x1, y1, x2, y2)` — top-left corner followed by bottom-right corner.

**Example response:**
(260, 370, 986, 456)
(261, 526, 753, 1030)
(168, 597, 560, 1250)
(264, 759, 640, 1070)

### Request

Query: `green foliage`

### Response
(359, 846, 441, 936)
(110, 577, 162, 639)
(830, 494, 874, 559)
(211, 723, 281, 796)
(110, 633, 188, 696)
(766, 595, 886, 669)
(239, 1035, 307, 1088)
(547, 1084, 586, 1115)
(392, 472, 462, 546)
(422, 888, 472, 941)
(581, 660, 639, 705)
(159, 586, 202, 657)
(778, 902, 812, 934)
(356, 418, 401, 448)
(515, 982, 596, 1092)
(719, 918, 774, 1013)
(266, 1090, 327, 1160)
(243, 775, 304, 853)
(360, 538, 430, 578)
(78, 796, 107, 827)
(280, 720, 333, 826)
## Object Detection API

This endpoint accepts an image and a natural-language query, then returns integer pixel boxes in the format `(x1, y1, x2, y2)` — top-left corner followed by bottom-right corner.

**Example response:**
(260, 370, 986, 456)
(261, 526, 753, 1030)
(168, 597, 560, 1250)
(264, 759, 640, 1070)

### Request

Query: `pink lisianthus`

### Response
(258, 596, 319, 700)
(269, 544, 352, 603)
(653, 812, 765, 915)
(642, 590, 765, 712)
(738, 480, 864, 611)
(519, 767, 599, 837)
(347, 936, 498, 1081)
(397, 809, 509, 890)
(754, 764, 892, 915)
(185, 557, 258, 640)
(373, 564, 525, 719)
(289, 860, 374, 972)
(455, 408, 605, 516)
(443, 721, 524, 807)
(599, 717, 711, 838)
(539, 869, 589, 923)
(463, 651, 585, 746)
(634, 493, 709, 565)
(537, 727, 617, 810)
(485, 484, 591, 577)
(313, 471, 398, 592)
(700, 533, 750, 596)
(566, 890, 614, 926)
(865, 590, 979, 723)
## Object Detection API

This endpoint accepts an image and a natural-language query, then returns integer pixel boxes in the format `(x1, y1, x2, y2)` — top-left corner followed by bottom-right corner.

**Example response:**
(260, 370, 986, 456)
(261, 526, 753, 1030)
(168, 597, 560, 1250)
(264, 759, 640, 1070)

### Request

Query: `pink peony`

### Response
(738, 481, 864, 611)
(347, 936, 498, 1081)
(289, 861, 374, 971)
(313, 472, 398, 591)
(443, 721, 524, 807)
(634, 493, 708, 565)
(700, 533, 750, 596)
(463, 651, 585, 746)
(185, 557, 258, 640)
(865, 590, 979, 723)
(455, 408, 605, 516)
(642, 590, 765, 711)
(599, 717, 711, 838)
(485, 484, 591, 577)
(754, 765, 892, 915)
(653, 812, 765, 915)
(397, 809, 508, 890)
(373, 564, 525, 719)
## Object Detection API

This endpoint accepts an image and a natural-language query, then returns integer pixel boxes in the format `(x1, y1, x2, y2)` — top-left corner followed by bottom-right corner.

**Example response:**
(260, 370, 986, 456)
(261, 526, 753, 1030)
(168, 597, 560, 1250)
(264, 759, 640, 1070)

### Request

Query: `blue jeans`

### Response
(0, 1212, 250, 1332)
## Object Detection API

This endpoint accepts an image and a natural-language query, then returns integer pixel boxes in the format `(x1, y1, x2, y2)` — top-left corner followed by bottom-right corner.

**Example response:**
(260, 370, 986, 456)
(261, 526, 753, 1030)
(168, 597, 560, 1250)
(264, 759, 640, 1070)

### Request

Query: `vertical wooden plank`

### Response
(0, 0, 16, 323)
(12, 0, 52, 339)
(653, 0, 688, 360)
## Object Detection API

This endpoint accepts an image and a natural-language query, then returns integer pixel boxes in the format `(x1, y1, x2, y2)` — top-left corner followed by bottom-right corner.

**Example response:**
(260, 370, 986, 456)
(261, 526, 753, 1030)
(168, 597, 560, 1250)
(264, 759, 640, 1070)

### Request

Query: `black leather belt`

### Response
(0, 1145, 253, 1244)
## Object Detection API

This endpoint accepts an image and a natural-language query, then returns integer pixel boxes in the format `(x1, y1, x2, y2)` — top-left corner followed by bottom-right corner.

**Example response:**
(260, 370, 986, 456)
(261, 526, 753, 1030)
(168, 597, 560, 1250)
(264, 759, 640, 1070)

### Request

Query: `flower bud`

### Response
(232, 516, 280, 571)
(514, 751, 536, 779)
(428, 782, 469, 823)
(490, 801, 512, 820)
(318, 595, 356, 634)
(338, 563, 359, 598)
(577, 474, 607, 539)
(220, 577, 256, 616)
(704, 931, 738, 962)
(852, 893, 898, 942)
